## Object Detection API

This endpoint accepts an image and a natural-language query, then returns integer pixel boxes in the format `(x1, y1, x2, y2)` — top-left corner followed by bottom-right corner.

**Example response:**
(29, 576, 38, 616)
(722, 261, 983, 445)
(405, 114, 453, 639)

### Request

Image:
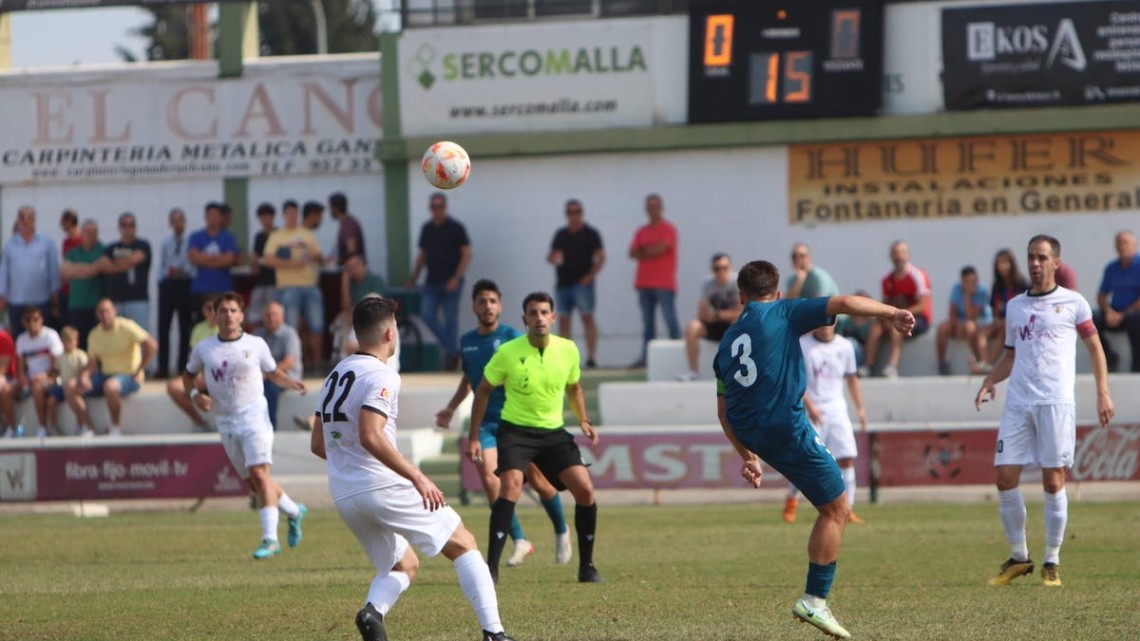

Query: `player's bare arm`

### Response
(845, 374, 868, 430)
(826, 294, 915, 335)
(310, 414, 327, 460)
(267, 368, 307, 393)
(803, 393, 822, 426)
(436, 373, 472, 428)
(975, 347, 1015, 410)
(717, 396, 762, 488)
(359, 409, 447, 511)
(466, 378, 495, 463)
(1081, 332, 1115, 427)
(565, 381, 597, 445)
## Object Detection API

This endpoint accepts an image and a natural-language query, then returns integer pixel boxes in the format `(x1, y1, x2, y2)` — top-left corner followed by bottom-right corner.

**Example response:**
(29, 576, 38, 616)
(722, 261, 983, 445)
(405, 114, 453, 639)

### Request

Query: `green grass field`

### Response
(2, 501, 1138, 641)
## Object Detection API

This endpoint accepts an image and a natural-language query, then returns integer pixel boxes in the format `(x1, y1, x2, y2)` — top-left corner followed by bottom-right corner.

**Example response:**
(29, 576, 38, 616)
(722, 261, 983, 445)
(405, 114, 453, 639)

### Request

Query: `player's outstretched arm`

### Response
(360, 409, 447, 510)
(566, 382, 598, 445)
(1081, 332, 1115, 426)
(267, 368, 307, 393)
(845, 375, 868, 430)
(436, 373, 472, 428)
(975, 347, 1014, 410)
(310, 414, 327, 460)
(466, 379, 495, 463)
(717, 396, 762, 488)
(827, 295, 915, 335)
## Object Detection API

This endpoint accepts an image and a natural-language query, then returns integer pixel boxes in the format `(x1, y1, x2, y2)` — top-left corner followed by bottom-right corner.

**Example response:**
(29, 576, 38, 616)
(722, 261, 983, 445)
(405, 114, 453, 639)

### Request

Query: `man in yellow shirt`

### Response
(468, 292, 602, 584)
(66, 298, 157, 436)
(262, 200, 326, 371)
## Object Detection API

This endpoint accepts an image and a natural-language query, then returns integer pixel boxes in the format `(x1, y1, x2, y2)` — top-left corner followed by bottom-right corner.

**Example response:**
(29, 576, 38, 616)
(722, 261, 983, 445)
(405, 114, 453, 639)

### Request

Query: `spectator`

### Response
(785, 243, 840, 299)
(678, 253, 742, 381)
(254, 301, 302, 431)
(861, 240, 932, 379)
(407, 192, 471, 371)
(14, 307, 64, 437)
(628, 193, 679, 367)
(61, 219, 105, 350)
(1094, 230, 1140, 372)
(47, 326, 86, 436)
(329, 191, 366, 266)
(0, 205, 61, 338)
(247, 203, 278, 330)
(983, 249, 1029, 371)
(549, 198, 605, 368)
(840, 290, 875, 367)
(167, 295, 219, 431)
(0, 327, 16, 438)
(187, 202, 239, 323)
(156, 208, 195, 379)
(935, 266, 992, 376)
(98, 212, 152, 331)
(263, 200, 326, 373)
(66, 298, 156, 437)
(1056, 260, 1078, 290)
(341, 253, 386, 319)
(58, 209, 82, 327)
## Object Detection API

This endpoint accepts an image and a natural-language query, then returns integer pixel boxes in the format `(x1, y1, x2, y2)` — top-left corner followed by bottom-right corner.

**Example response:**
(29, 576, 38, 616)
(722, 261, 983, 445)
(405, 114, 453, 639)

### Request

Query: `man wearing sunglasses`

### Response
(678, 253, 741, 381)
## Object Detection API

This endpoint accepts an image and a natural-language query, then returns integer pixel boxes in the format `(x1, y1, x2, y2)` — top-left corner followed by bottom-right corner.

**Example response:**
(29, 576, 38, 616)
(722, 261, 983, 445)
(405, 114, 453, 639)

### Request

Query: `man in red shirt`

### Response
(0, 328, 18, 438)
(628, 193, 679, 367)
(861, 240, 932, 379)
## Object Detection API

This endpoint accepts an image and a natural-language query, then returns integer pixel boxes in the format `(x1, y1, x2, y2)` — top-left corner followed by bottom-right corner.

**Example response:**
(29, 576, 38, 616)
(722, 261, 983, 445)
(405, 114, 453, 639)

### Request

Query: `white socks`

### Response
(259, 506, 279, 542)
(998, 488, 1029, 561)
(278, 493, 300, 518)
(841, 467, 856, 508)
(368, 571, 411, 617)
(1043, 488, 1068, 565)
(453, 549, 503, 634)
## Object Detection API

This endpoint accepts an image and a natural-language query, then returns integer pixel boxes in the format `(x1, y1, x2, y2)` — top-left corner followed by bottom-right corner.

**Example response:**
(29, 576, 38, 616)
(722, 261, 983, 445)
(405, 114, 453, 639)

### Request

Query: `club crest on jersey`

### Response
(1054, 304, 1062, 313)
(379, 388, 391, 399)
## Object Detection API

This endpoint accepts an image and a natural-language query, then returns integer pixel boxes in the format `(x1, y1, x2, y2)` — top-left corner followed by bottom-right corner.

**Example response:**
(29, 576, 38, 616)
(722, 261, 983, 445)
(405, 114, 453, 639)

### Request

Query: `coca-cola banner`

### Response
(874, 424, 1140, 486)
(0, 442, 248, 502)
(460, 428, 872, 492)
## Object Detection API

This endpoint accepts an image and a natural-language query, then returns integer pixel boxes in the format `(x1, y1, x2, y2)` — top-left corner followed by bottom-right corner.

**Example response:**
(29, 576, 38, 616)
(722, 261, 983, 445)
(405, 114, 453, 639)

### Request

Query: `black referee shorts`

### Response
(496, 421, 587, 491)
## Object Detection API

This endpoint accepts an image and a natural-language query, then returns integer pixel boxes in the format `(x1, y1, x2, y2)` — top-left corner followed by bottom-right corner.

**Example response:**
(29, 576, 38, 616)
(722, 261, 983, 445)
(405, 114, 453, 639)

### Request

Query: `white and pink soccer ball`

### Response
(421, 141, 471, 190)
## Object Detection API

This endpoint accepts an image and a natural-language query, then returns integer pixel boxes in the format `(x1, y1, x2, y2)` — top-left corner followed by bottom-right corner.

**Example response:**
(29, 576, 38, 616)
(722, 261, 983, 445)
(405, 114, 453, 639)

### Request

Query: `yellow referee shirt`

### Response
(482, 334, 581, 429)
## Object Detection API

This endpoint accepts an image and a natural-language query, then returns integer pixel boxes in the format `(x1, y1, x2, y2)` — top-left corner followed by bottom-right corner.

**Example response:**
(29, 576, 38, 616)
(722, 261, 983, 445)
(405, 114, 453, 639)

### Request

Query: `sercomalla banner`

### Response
(0, 1, 248, 11)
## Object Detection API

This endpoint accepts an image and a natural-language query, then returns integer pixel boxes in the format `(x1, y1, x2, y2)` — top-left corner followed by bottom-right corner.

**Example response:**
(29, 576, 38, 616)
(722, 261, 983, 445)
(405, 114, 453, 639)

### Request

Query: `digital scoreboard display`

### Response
(688, 0, 884, 123)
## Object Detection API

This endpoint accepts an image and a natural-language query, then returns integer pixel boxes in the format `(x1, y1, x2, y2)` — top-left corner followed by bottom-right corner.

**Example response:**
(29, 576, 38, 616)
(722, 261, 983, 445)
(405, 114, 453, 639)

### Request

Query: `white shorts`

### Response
(812, 405, 858, 460)
(335, 484, 462, 570)
(221, 430, 274, 478)
(995, 404, 1076, 469)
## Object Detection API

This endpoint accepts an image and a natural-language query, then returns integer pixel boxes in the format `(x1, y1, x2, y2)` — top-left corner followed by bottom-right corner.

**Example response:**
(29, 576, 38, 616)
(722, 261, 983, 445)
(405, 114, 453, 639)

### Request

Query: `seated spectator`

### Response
(340, 253, 386, 324)
(14, 307, 64, 437)
(167, 295, 219, 431)
(1056, 260, 1078, 290)
(785, 243, 840, 298)
(254, 301, 302, 431)
(936, 266, 992, 375)
(861, 241, 932, 379)
(840, 290, 874, 368)
(47, 326, 87, 436)
(983, 249, 1029, 370)
(1094, 230, 1140, 372)
(678, 253, 742, 381)
(0, 328, 17, 438)
(66, 298, 156, 437)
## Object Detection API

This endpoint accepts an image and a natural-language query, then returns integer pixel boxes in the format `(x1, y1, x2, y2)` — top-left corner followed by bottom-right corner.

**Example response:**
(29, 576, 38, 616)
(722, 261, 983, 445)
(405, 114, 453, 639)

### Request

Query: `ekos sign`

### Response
(942, 1, 1140, 109)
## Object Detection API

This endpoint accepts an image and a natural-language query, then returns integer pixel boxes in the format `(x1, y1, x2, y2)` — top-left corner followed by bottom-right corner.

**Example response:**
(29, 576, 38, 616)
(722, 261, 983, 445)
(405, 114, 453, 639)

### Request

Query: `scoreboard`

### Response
(688, 0, 884, 123)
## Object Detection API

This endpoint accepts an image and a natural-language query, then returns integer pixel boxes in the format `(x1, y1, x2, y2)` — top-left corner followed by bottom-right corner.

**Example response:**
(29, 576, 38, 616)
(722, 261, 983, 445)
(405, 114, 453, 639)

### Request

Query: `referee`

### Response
(468, 291, 603, 584)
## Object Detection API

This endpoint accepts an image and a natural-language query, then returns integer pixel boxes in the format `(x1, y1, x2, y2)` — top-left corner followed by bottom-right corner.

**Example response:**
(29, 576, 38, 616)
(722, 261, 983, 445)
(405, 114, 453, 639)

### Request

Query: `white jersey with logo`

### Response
(320, 354, 407, 502)
(16, 328, 64, 378)
(800, 333, 857, 411)
(186, 332, 277, 434)
(1004, 286, 1095, 406)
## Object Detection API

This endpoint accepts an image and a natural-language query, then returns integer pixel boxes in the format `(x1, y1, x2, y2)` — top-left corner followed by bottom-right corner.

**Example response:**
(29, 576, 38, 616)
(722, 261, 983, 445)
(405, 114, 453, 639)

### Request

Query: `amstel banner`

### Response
(788, 130, 1140, 225)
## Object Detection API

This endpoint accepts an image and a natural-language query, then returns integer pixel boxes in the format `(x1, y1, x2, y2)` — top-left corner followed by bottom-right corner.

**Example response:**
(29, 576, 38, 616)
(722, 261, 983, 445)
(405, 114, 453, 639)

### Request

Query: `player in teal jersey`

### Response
(714, 260, 913, 640)
(436, 280, 571, 569)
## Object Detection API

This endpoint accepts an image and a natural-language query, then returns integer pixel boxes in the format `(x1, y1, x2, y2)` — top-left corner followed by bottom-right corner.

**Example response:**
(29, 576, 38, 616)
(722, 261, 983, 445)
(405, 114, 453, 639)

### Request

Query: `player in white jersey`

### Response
(975, 235, 1114, 588)
(183, 292, 308, 561)
(784, 324, 868, 524)
(311, 297, 517, 641)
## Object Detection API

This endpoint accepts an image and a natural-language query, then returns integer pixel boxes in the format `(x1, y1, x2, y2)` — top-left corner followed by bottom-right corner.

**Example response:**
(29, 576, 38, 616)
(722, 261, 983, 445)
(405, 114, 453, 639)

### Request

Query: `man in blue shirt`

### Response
(936, 265, 993, 375)
(714, 260, 914, 640)
(187, 202, 239, 324)
(0, 206, 60, 337)
(435, 279, 570, 570)
(1094, 230, 1140, 372)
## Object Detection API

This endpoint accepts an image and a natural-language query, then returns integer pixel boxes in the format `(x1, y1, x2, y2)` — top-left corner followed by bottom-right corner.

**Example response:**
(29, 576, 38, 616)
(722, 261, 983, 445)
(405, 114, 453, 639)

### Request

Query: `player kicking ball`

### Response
(715, 260, 913, 640)
(313, 297, 517, 641)
(184, 293, 309, 560)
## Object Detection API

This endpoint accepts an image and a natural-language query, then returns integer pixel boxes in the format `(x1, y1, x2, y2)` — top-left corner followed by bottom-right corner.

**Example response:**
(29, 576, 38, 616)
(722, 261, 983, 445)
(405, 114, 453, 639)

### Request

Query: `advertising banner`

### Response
(942, 0, 1140, 109)
(0, 1, 248, 10)
(0, 442, 247, 502)
(0, 58, 381, 184)
(788, 130, 1140, 225)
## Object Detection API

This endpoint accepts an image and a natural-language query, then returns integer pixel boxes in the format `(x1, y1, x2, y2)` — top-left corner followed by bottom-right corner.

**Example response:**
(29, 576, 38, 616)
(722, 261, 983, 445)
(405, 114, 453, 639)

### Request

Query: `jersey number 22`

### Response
(321, 371, 357, 422)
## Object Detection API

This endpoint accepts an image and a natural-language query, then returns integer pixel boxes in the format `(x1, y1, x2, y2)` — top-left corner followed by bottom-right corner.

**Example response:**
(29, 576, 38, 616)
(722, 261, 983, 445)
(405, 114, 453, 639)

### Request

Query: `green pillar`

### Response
(380, 33, 412, 284)
(224, 178, 250, 255)
(218, 2, 259, 78)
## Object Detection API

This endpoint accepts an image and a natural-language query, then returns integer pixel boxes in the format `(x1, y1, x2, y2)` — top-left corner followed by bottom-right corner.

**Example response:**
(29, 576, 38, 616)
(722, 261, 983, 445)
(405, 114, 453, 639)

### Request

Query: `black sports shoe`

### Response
(482, 631, 517, 641)
(578, 564, 604, 583)
(355, 603, 388, 641)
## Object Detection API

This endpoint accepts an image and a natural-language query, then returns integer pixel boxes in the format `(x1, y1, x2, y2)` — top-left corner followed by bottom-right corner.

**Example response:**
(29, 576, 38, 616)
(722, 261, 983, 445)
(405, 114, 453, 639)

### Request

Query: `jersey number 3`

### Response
(731, 334, 757, 387)
(321, 371, 357, 422)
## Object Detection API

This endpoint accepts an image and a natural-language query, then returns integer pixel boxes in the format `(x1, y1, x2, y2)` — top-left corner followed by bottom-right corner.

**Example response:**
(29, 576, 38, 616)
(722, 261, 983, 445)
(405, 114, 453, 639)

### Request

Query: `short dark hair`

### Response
(711, 252, 730, 265)
(205, 201, 224, 214)
(21, 306, 42, 321)
(1028, 234, 1061, 258)
(219, 203, 232, 215)
(737, 260, 780, 299)
(429, 192, 447, 207)
(329, 192, 348, 212)
(256, 203, 275, 217)
(303, 201, 324, 217)
(960, 265, 977, 278)
(213, 291, 245, 312)
(353, 296, 399, 342)
(472, 279, 501, 302)
(522, 291, 555, 312)
(565, 198, 583, 211)
(60, 209, 78, 227)
(282, 199, 299, 211)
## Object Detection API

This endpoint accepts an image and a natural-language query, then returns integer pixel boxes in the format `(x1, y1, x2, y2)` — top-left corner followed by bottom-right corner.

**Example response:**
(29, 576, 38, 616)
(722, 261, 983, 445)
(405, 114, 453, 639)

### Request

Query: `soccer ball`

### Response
(421, 141, 471, 190)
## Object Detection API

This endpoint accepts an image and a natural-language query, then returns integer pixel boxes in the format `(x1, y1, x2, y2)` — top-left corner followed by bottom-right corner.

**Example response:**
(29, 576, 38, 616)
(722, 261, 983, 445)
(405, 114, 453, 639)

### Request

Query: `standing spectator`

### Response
(785, 243, 840, 299)
(984, 249, 1030, 371)
(15, 307, 64, 438)
(254, 301, 302, 431)
(328, 192, 366, 266)
(407, 192, 471, 371)
(58, 209, 82, 327)
(61, 219, 105, 350)
(263, 200, 326, 373)
(935, 266, 992, 376)
(98, 212, 152, 331)
(628, 193, 679, 367)
(548, 198, 605, 368)
(678, 253, 741, 381)
(1094, 230, 1140, 372)
(187, 202, 239, 322)
(156, 208, 195, 379)
(861, 240, 932, 379)
(247, 203, 278, 330)
(66, 298, 157, 437)
(340, 253, 386, 320)
(0, 206, 61, 338)
(0, 328, 17, 438)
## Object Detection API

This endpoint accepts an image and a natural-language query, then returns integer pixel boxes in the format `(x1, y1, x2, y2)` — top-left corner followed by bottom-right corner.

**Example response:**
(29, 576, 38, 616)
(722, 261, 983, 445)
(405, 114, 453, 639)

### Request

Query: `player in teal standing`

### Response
(436, 280, 571, 570)
(714, 260, 914, 640)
